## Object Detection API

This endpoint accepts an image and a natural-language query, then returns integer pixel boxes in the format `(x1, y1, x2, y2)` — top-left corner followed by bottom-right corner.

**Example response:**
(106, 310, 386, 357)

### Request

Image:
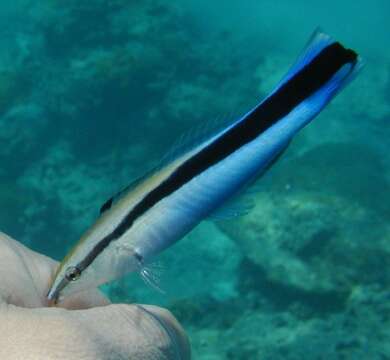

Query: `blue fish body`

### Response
(138, 31, 362, 258)
(47, 30, 362, 303)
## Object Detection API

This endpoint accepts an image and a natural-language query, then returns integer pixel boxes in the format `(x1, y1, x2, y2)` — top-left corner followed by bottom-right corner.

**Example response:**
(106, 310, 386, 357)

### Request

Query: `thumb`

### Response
(0, 303, 190, 360)
(67, 303, 191, 360)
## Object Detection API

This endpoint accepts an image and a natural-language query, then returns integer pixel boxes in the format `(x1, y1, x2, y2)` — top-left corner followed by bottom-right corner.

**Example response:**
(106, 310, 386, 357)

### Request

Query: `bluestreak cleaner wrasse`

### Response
(47, 30, 362, 304)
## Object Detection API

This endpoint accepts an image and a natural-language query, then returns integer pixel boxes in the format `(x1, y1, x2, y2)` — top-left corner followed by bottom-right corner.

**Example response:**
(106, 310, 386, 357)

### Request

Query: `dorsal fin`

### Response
(99, 186, 129, 214)
(157, 112, 241, 168)
(99, 175, 147, 214)
(100, 198, 114, 213)
(98, 113, 240, 215)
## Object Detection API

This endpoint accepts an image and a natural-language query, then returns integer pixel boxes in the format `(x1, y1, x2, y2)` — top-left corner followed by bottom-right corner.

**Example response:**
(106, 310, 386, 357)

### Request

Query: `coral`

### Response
(274, 142, 390, 216)
(179, 283, 390, 359)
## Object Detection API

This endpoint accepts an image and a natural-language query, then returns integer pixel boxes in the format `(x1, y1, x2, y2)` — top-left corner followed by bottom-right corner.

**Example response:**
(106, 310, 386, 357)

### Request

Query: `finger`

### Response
(0, 304, 107, 359)
(139, 305, 191, 360)
(0, 232, 109, 309)
(64, 304, 191, 360)
(0, 303, 190, 360)
(0, 232, 56, 307)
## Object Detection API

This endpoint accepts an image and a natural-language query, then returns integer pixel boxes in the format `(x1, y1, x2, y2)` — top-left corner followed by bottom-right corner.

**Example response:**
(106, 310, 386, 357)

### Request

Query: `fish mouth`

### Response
(47, 297, 58, 307)
(46, 287, 60, 307)
(46, 277, 68, 307)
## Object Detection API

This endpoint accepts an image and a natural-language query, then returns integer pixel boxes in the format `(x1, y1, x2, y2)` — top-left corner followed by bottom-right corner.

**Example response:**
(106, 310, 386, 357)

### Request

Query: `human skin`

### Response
(0, 232, 190, 360)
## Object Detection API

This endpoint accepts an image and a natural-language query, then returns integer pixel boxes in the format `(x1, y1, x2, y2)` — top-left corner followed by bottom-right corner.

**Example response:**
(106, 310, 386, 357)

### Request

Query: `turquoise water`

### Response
(1, 1, 389, 358)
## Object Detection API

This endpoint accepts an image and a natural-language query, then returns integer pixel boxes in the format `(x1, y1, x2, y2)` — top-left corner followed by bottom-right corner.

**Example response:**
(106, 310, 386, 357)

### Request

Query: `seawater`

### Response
(0, 1, 389, 358)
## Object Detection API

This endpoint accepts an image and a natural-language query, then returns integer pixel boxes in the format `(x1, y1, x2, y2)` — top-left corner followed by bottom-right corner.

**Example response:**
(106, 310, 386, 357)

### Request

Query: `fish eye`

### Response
(65, 266, 81, 282)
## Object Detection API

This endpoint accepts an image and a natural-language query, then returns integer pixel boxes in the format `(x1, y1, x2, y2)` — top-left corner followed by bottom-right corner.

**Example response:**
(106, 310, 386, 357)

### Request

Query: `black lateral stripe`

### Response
(78, 42, 357, 271)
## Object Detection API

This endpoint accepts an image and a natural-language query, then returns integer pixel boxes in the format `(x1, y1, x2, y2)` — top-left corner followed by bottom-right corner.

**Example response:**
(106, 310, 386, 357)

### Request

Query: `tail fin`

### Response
(270, 29, 363, 98)
(230, 29, 362, 145)
(244, 29, 363, 135)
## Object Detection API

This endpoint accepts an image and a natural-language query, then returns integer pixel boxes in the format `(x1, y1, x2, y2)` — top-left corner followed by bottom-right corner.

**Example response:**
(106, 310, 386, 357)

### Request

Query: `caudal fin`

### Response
(270, 29, 363, 98)
(243, 29, 363, 136)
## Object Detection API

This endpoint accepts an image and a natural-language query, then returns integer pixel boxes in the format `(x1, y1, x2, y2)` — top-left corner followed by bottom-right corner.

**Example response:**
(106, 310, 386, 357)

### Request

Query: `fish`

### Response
(47, 30, 362, 304)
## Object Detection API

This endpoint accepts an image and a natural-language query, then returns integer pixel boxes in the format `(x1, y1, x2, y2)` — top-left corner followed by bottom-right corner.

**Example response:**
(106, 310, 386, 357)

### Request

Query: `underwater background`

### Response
(0, 0, 389, 358)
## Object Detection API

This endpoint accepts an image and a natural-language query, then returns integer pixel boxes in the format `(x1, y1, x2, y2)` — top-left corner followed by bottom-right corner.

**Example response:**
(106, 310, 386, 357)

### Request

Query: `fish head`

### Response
(46, 247, 96, 305)
(47, 238, 142, 305)
(47, 263, 83, 305)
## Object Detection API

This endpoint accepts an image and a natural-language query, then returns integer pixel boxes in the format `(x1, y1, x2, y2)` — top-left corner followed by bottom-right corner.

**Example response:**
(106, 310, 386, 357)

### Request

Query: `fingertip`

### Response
(139, 305, 191, 360)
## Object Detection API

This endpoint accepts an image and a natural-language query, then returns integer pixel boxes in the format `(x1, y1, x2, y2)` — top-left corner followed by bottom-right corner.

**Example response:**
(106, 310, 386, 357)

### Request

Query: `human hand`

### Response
(0, 232, 190, 360)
